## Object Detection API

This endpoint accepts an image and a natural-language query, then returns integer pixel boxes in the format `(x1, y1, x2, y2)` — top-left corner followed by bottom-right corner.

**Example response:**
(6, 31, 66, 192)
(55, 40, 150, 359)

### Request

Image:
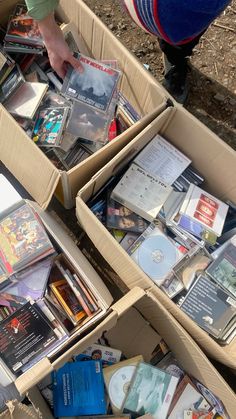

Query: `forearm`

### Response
(37, 12, 63, 46)
(25, 0, 82, 78)
(25, 0, 59, 21)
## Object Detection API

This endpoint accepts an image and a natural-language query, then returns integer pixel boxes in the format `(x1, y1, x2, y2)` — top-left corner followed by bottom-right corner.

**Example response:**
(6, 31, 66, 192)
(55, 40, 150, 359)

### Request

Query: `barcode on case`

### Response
(227, 296, 236, 308)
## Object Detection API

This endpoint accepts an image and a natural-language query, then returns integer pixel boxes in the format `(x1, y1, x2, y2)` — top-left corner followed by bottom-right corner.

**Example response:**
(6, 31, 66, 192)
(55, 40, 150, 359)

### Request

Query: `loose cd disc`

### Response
(138, 235, 178, 281)
(108, 365, 136, 409)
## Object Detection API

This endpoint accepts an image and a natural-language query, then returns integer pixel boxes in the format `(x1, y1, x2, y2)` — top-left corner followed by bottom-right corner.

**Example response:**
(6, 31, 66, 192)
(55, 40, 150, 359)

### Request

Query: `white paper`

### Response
(5, 82, 48, 119)
(168, 384, 210, 419)
(111, 164, 173, 222)
(134, 134, 191, 185)
(0, 175, 22, 215)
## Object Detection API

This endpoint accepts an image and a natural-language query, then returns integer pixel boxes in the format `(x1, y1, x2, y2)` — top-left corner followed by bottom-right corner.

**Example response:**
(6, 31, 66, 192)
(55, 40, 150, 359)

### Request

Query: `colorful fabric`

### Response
(123, 0, 231, 45)
(25, 0, 59, 20)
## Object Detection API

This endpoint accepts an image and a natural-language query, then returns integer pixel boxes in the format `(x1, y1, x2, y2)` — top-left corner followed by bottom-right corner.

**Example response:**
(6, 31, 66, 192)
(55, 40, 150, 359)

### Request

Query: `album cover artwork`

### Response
(123, 362, 179, 419)
(53, 360, 106, 417)
(168, 375, 211, 419)
(119, 232, 139, 252)
(180, 275, 236, 339)
(66, 101, 109, 144)
(0, 301, 59, 374)
(62, 53, 120, 112)
(173, 248, 212, 290)
(90, 198, 107, 224)
(50, 279, 87, 326)
(0, 65, 24, 103)
(180, 185, 228, 237)
(206, 240, 236, 298)
(75, 343, 121, 366)
(5, 5, 44, 46)
(32, 107, 69, 147)
(43, 90, 71, 108)
(106, 197, 149, 233)
(0, 203, 54, 273)
(0, 292, 27, 318)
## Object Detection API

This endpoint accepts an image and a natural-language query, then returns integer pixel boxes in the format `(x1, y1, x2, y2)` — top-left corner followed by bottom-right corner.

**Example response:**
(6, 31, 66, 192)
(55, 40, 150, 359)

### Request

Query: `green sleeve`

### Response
(25, 0, 59, 20)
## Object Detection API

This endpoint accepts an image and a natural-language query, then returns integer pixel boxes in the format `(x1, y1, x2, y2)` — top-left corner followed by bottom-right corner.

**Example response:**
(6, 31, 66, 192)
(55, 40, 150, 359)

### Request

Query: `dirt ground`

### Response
(84, 0, 236, 149)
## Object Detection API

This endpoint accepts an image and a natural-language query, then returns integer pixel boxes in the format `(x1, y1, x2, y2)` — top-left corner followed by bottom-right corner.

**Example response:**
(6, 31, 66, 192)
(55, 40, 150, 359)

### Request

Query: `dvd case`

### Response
(32, 107, 69, 147)
(61, 53, 120, 112)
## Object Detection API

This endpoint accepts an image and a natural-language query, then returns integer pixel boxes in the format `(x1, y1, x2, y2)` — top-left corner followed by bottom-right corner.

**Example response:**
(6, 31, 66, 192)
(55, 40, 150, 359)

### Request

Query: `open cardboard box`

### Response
(1, 202, 113, 396)
(3, 287, 236, 418)
(0, 0, 168, 209)
(76, 104, 236, 370)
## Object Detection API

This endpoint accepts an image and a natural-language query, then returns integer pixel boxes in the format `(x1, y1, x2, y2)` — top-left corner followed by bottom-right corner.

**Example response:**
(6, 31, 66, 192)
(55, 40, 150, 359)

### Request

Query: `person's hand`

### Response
(38, 13, 83, 78)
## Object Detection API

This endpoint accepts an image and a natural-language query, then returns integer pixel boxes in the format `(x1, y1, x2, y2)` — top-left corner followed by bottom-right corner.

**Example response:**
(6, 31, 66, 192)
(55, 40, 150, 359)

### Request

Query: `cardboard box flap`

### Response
(53, 310, 118, 371)
(135, 291, 236, 419)
(0, 0, 18, 26)
(27, 387, 55, 419)
(15, 358, 53, 396)
(111, 286, 146, 316)
(105, 306, 161, 362)
(0, 106, 60, 209)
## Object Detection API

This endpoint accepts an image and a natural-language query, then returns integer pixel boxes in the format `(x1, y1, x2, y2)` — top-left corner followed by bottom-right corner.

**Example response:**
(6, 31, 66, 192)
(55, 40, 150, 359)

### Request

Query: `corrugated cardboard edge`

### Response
(27, 386, 54, 419)
(110, 286, 146, 316)
(0, 105, 61, 208)
(15, 358, 52, 396)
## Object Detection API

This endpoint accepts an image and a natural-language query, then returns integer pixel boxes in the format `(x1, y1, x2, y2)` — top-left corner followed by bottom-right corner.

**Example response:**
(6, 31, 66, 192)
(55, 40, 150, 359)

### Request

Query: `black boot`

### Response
(162, 55, 190, 104)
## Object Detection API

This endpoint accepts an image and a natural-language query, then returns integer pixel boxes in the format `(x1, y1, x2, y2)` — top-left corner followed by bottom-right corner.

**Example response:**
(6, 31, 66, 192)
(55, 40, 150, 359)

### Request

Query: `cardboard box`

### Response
(0, 387, 54, 419)
(76, 105, 236, 369)
(0, 0, 168, 209)
(2, 202, 113, 396)
(4, 287, 236, 418)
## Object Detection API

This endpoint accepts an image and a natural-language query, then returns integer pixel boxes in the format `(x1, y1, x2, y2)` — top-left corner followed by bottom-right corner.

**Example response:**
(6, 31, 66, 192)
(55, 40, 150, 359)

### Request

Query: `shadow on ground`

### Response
(186, 67, 236, 149)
